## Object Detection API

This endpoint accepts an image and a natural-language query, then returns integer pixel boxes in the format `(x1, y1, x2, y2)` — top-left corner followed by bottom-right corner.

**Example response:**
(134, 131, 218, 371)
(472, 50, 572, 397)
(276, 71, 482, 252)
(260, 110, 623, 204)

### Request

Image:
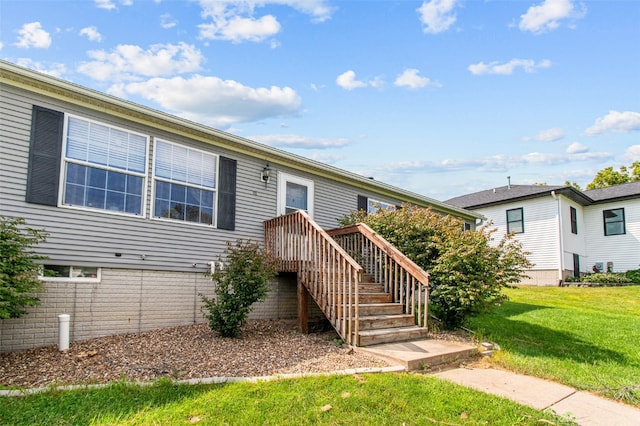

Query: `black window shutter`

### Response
(217, 156, 237, 230)
(26, 106, 64, 206)
(357, 195, 368, 212)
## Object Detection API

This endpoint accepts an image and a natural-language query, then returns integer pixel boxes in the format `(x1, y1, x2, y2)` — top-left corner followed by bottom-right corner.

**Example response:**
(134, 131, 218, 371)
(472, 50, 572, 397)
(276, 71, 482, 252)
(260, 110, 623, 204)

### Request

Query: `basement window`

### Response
(40, 265, 101, 282)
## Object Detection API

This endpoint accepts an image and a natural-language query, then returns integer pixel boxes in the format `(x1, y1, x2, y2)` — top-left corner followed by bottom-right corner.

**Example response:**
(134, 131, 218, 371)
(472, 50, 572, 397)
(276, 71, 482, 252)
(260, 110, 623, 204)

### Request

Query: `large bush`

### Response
(0, 216, 48, 319)
(201, 240, 277, 337)
(339, 206, 531, 328)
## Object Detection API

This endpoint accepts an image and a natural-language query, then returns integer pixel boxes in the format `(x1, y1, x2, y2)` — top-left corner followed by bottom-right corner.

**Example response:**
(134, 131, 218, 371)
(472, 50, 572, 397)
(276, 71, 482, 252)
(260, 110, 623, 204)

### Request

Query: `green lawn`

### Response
(467, 285, 640, 405)
(0, 374, 570, 425)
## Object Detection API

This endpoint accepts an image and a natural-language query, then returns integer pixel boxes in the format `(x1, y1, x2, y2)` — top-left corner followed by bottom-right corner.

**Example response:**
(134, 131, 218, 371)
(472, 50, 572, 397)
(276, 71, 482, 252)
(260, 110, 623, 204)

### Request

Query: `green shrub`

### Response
(582, 272, 632, 284)
(339, 206, 531, 329)
(626, 269, 640, 284)
(201, 240, 277, 337)
(0, 216, 48, 319)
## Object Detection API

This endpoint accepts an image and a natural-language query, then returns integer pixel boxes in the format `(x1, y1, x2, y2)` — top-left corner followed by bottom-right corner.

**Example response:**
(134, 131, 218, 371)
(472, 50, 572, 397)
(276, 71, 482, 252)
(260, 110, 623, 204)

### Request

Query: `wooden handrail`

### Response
(264, 211, 363, 346)
(328, 223, 430, 328)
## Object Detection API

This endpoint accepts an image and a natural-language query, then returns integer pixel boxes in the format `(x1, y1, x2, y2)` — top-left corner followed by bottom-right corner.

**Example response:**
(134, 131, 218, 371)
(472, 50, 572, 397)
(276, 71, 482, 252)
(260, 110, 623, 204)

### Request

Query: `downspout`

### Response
(551, 191, 564, 286)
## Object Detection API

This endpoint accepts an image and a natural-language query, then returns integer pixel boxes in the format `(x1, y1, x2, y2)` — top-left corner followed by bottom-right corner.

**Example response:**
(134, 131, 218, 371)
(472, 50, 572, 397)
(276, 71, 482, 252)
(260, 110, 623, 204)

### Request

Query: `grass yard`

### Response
(0, 374, 569, 425)
(467, 285, 640, 405)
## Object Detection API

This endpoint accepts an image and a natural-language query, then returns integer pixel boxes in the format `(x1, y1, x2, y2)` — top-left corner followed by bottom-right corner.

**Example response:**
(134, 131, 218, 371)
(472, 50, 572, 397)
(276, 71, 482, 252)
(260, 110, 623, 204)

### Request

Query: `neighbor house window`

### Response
(153, 140, 218, 226)
(62, 116, 148, 215)
(367, 199, 396, 214)
(277, 172, 314, 217)
(40, 265, 101, 282)
(570, 206, 578, 234)
(506, 208, 524, 234)
(603, 208, 625, 236)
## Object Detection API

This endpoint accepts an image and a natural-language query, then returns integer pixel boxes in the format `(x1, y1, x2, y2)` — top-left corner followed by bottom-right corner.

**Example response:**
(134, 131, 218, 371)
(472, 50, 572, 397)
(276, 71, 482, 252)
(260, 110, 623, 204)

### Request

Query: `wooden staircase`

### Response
(264, 211, 430, 347)
(348, 274, 428, 346)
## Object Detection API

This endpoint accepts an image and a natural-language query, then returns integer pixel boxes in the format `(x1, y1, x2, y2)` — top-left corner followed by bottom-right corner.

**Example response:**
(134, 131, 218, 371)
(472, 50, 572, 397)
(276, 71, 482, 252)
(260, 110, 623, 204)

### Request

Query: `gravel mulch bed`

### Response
(0, 320, 395, 389)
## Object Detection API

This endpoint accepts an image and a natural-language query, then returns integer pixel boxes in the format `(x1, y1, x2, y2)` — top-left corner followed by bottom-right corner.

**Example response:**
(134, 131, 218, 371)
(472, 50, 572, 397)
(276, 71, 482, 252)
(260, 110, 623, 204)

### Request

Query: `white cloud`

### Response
(95, 0, 131, 10)
(15, 22, 52, 49)
(197, 1, 333, 42)
(336, 70, 383, 90)
(199, 14, 281, 43)
(95, 0, 115, 10)
(566, 142, 588, 154)
(417, 0, 458, 34)
(380, 148, 612, 175)
(468, 58, 551, 75)
(519, 0, 586, 34)
(523, 127, 565, 142)
(79, 26, 102, 42)
(160, 13, 178, 29)
(623, 145, 640, 162)
(249, 134, 350, 149)
(119, 75, 302, 128)
(77, 42, 204, 81)
(394, 69, 436, 89)
(14, 58, 66, 77)
(585, 111, 640, 136)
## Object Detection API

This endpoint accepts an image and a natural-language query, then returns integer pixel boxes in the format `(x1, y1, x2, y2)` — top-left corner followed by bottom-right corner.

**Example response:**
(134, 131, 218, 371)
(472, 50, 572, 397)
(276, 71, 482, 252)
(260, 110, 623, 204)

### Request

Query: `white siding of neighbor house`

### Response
(0, 80, 421, 351)
(583, 199, 640, 273)
(477, 196, 561, 271)
(559, 197, 588, 275)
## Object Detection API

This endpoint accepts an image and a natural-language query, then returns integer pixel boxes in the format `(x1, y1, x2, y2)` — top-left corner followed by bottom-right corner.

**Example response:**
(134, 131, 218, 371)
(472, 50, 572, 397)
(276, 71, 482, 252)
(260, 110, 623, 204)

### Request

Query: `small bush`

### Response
(581, 273, 631, 284)
(0, 216, 48, 319)
(626, 269, 640, 284)
(201, 240, 277, 337)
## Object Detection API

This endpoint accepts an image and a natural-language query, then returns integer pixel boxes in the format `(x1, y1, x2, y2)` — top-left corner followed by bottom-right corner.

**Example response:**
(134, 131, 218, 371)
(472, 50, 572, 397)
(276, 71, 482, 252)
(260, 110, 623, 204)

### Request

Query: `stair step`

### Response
(357, 303, 404, 315)
(357, 293, 392, 303)
(357, 314, 416, 330)
(357, 326, 429, 346)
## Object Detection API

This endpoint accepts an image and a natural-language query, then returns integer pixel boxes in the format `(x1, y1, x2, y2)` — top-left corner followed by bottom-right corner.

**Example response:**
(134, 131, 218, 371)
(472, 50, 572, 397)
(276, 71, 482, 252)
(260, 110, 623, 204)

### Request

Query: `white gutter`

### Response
(551, 191, 564, 285)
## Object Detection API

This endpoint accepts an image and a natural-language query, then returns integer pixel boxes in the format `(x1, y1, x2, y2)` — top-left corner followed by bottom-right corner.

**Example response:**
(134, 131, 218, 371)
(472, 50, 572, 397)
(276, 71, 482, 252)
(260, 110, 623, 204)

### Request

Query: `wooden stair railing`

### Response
(264, 211, 364, 346)
(327, 223, 430, 329)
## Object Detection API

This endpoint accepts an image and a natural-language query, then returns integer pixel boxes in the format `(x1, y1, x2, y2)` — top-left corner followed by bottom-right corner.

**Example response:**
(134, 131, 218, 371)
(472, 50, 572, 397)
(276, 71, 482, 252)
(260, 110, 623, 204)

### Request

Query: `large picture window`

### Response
(62, 116, 147, 215)
(603, 208, 625, 236)
(153, 140, 218, 226)
(506, 208, 524, 234)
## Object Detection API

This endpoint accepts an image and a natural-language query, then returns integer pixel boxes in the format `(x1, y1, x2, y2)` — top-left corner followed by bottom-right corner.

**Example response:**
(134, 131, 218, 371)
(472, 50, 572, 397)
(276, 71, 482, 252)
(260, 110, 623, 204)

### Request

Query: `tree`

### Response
(586, 161, 640, 190)
(0, 216, 48, 319)
(339, 206, 531, 329)
(564, 181, 582, 190)
(200, 240, 277, 337)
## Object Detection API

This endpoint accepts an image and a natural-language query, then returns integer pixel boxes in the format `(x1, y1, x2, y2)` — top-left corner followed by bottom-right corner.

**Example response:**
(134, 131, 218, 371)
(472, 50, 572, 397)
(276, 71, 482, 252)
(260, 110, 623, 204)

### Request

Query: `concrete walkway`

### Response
(358, 338, 640, 425)
(435, 367, 640, 426)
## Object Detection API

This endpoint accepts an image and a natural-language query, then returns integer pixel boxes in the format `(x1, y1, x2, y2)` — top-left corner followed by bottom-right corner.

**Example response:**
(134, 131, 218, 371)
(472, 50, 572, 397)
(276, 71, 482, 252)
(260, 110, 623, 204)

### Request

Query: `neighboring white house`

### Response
(446, 182, 640, 286)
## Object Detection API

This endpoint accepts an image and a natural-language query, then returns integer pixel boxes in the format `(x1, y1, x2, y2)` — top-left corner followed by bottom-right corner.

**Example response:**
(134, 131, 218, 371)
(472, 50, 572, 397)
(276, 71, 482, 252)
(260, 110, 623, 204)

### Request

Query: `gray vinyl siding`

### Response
(1, 83, 411, 273)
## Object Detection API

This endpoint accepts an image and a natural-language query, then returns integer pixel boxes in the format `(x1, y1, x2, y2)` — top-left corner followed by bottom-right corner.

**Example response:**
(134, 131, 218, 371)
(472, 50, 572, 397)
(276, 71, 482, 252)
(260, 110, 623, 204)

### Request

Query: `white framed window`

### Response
(506, 207, 524, 234)
(40, 265, 101, 283)
(152, 139, 218, 226)
(60, 115, 148, 216)
(367, 198, 396, 214)
(277, 172, 314, 217)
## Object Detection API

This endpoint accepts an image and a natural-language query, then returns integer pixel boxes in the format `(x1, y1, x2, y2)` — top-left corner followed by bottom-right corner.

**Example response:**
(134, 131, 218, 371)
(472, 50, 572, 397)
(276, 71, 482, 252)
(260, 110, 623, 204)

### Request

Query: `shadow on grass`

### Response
(0, 380, 221, 426)
(469, 302, 629, 366)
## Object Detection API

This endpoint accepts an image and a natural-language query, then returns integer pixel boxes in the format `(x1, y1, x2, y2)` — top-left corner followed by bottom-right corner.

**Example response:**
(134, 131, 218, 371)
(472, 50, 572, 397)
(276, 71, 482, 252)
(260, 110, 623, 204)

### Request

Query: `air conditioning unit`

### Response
(594, 262, 604, 272)
(606, 261, 614, 273)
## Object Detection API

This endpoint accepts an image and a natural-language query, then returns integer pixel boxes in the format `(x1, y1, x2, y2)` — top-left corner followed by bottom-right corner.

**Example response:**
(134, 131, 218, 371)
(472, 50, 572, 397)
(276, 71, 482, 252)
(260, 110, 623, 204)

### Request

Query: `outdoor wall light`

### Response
(261, 164, 271, 185)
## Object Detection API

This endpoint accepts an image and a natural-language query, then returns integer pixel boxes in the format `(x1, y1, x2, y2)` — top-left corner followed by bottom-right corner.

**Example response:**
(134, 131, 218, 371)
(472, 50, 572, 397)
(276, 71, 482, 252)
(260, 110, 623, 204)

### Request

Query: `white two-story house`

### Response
(446, 182, 640, 286)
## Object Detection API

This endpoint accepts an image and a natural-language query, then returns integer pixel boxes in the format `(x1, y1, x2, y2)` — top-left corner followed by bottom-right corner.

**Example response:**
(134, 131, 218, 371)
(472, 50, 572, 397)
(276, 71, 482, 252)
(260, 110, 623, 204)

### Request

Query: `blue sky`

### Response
(1, 0, 639, 200)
